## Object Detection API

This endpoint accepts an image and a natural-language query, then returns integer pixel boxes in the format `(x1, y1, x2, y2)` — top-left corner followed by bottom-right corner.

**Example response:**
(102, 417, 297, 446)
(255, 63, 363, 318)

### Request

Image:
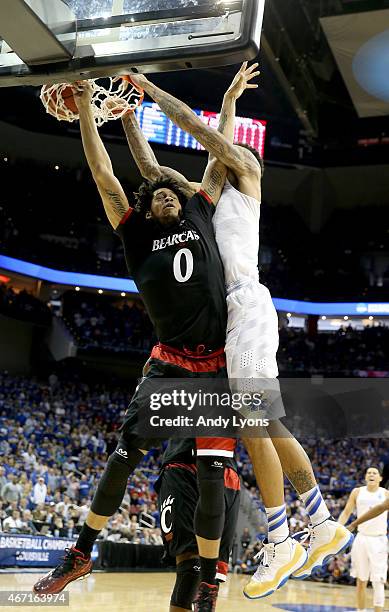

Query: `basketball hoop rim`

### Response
(121, 75, 144, 94)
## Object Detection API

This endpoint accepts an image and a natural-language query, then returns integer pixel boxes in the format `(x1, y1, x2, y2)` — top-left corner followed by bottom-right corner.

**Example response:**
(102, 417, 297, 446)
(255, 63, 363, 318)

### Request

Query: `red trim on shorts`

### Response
(198, 190, 213, 205)
(224, 467, 241, 491)
(119, 207, 134, 225)
(151, 344, 225, 373)
(196, 438, 236, 456)
(164, 462, 197, 475)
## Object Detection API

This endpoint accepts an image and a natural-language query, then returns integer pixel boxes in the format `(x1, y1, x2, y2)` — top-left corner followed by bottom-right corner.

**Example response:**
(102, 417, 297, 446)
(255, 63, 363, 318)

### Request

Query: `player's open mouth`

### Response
(164, 204, 175, 210)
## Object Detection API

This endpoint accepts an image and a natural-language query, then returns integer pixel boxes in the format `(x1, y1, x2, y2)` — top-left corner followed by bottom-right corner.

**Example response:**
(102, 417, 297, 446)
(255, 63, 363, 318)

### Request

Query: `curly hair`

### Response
(235, 142, 265, 177)
(134, 178, 189, 217)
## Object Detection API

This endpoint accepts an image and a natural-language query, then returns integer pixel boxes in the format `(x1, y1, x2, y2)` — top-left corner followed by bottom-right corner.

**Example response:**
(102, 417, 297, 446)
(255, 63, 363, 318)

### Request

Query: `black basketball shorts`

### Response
(117, 343, 235, 458)
(154, 463, 240, 580)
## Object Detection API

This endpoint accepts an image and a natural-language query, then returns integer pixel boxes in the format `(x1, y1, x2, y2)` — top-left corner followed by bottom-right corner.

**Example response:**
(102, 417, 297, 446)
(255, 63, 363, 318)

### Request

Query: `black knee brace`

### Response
(170, 558, 201, 610)
(194, 457, 226, 540)
(91, 445, 143, 516)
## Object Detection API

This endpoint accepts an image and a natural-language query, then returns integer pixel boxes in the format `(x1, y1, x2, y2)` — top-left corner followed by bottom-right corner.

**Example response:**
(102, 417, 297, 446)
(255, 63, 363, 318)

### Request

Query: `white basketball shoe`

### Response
(243, 537, 308, 599)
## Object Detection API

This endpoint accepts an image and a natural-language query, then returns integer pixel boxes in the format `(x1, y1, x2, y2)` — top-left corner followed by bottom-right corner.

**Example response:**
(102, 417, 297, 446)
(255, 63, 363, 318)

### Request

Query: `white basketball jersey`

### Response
(212, 180, 260, 288)
(356, 486, 388, 536)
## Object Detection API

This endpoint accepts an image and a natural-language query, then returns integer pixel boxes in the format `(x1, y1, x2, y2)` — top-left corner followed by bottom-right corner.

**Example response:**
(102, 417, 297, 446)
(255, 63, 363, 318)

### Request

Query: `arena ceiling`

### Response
(0, 0, 389, 168)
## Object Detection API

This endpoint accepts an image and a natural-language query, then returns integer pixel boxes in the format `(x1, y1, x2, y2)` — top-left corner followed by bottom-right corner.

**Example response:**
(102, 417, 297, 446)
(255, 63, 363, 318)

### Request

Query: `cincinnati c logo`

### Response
(160, 495, 175, 534)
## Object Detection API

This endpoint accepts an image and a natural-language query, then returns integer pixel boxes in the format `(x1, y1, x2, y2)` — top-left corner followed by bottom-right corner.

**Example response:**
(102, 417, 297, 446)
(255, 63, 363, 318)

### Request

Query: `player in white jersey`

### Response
(130, 65, 353, 602)
(339, 467, 389, 612)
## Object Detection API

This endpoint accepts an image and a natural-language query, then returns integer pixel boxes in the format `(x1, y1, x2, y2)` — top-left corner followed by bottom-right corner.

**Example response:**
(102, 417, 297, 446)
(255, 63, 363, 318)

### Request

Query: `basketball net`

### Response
(40, 77, 144, 126)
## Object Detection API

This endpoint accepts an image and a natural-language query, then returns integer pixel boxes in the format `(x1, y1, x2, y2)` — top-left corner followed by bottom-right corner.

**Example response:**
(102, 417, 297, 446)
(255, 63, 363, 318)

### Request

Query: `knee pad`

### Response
(372, 581, 385, 608)
(91, 446, 143, 516)
(170, 558, 201, 610)
(195, 457, 226, 540)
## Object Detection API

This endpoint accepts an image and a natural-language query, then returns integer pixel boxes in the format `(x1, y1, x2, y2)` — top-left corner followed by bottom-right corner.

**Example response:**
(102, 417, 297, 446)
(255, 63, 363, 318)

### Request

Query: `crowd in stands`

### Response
(0, 283, 51, 325)
(0, 371, 388, 584)
(61, 291, 389, 374)
(3, 277, 389, 375)
(63, 292, 154, 354)
(278, 323, 389, 375)
(0, 372, 163, 545)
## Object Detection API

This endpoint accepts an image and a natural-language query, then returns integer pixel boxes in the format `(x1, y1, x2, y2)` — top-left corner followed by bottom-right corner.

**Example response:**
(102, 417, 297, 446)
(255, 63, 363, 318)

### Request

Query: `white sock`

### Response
(265, 504, 289, 544)
(300, 486, 331, 526)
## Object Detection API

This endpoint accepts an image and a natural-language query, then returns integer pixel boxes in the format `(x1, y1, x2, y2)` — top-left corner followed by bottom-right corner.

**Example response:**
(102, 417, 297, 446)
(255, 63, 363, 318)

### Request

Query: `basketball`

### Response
(40, 84, 79, 121)
(61, 86, 78, 114)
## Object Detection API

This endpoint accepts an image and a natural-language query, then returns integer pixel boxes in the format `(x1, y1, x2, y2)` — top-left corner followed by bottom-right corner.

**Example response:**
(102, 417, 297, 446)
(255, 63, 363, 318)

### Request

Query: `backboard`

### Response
(0, 0, 265, 87)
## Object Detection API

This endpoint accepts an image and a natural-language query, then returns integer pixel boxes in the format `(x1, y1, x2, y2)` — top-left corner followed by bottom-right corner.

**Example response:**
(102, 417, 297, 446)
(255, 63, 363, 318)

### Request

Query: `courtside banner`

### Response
(0, 534, 98, 567)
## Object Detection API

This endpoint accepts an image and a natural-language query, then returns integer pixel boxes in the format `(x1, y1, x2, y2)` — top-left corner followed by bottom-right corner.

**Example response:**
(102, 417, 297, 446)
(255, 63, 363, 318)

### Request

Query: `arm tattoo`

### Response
(104, 189, 128, 217)
(286, 469, 316, 495)
(148, 84, 250, 171)
(218, 111, 228, 134)
(207, 166, 224, 198)
(122, 113, 159, 177)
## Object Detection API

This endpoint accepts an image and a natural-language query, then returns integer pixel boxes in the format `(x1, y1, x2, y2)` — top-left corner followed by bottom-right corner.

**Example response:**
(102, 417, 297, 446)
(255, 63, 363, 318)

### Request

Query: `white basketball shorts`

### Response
(350, 533, 388, 582)
(225, 279, 285, 420)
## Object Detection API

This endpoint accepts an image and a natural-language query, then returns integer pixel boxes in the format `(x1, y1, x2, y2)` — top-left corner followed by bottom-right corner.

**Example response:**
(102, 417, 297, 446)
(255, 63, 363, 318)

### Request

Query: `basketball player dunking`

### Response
(129, 68, 353, 601)
(33, 81, 236, 610)
(339, 466, 389, 612)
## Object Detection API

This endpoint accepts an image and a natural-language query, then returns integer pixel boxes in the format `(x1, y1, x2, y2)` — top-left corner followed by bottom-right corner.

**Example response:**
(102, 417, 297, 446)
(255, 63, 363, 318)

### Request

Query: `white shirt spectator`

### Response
(3, 514, 23, 531)
(55, 501, 70, 519)
(77, 503, 89, 525)
(33, 479, 47, 505)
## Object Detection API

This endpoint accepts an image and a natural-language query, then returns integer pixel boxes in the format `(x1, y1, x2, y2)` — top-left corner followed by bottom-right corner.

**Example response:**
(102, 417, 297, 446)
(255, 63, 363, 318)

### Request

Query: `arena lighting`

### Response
(98, 289, 103, 294)
(75, 286, 80, 291)
(0, 254, 137, 293)
(3, 254, 389, 316)
(369, 316, 374, 320)
(121, 292, 126, 297)
(344, 316, 349, 321)
(322, 316, 327, 321)
(287, 313, 292, 318)
(0, 274, 10, 283)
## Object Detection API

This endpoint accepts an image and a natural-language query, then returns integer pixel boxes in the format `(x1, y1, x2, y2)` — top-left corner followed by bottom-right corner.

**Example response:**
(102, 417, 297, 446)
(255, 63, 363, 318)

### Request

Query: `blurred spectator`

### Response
(3, 510, 23, 532)
(1, 474, 21, 504)
(241, 527, 252, 555)
(33, 477, 47, 505)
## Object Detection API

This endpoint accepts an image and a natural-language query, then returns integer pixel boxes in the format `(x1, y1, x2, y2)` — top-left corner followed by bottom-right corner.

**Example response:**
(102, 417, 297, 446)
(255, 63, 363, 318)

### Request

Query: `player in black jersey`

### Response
(33, 79, 234, 604)
(155, 439, 240, 611)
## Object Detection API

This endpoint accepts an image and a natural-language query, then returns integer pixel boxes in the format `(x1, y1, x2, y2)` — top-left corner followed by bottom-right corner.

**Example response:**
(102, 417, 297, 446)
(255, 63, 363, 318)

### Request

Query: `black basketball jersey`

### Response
(116, 191, 227, 349)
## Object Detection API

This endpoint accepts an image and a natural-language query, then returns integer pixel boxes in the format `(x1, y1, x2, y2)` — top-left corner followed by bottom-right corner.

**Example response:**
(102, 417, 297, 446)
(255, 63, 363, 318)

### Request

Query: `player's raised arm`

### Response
(216, 62, 260, 144)
(72, 81, 130, 229)
(199, 62, 260, 204)
(348, 493, 389, 531)
(121, 108, 199, 198)
(338, 487, 359, 525)
(128, 73, 260, 179)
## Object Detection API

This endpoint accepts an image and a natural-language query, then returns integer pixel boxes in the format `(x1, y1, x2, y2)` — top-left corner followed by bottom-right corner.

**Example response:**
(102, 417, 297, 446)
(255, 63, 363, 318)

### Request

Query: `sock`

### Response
(300, 486, 331, 526)
(265, 504, 289, 544)
(200, 557, 218, 586)
(75, 523, 100, 556)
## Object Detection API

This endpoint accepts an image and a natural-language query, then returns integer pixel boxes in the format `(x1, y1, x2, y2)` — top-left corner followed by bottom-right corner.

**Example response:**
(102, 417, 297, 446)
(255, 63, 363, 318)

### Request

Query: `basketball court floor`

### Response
(1, 572, 386, 611)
